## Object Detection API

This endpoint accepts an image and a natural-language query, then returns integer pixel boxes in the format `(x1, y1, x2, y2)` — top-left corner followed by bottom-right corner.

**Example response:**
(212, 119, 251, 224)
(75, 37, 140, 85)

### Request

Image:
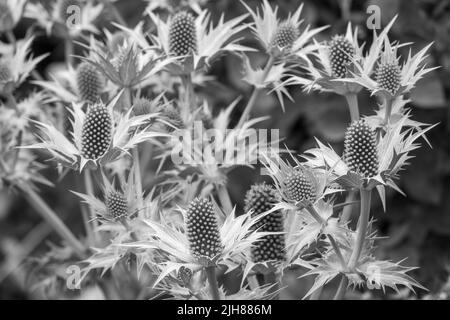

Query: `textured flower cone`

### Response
(186, 198, 223, 260)
(283, 170, 316, 203)
(376, 62, 401, 95)
(344, 120, 379, 178)
(177, 266, 193, 286)
(0, 63, 12, 82)
(169, 11, 198, 57)
(245, 184, 285, 263)
(163, 107, 184, 132)
(81, 105, 113, 160)
(76, 62, 103, 105)
(271, 22, 299, 51)
(106, 191, 128, 220)
(57, 0, 81, 22)
(329, 35, 355, 78)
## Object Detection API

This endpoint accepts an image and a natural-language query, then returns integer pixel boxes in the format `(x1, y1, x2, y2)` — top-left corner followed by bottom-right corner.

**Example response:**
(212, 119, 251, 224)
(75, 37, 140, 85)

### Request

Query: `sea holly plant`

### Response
(0, 0, 442, 301)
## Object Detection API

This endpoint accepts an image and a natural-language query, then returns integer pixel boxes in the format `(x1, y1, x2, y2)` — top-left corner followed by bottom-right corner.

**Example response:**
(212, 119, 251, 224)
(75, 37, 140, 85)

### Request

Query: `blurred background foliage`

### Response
(1, 0, 449, 299)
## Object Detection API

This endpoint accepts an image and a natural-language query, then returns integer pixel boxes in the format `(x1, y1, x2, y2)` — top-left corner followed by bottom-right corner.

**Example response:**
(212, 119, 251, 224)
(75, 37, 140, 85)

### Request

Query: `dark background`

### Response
(1, 0, 449, 299)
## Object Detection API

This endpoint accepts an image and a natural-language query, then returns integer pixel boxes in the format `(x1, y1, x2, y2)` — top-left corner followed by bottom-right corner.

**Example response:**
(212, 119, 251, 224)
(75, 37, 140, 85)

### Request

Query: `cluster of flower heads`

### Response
(0, 0, 438, 300)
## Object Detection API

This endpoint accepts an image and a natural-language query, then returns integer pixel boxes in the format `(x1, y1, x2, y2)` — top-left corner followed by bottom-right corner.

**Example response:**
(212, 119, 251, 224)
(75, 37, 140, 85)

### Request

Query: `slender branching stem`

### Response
(305, 204, 326, 225)
(344, 93, 360, 122)
(263, 272, 279, 299)
(216, 184, 233, 213)
(18, 183, 87, 258)
(327, 234, 347, 270)
(383, 97, 394, 126)
(333, 275, 348, 300)
(236, 55, 275, 129)
(64, 36, 74, 66)
(205, 266, 221, 300)
(348, 188, 372, 269)
(309, 287, 323, 300)
(340, 190, 357, 223)
(83, 169, 99, 243)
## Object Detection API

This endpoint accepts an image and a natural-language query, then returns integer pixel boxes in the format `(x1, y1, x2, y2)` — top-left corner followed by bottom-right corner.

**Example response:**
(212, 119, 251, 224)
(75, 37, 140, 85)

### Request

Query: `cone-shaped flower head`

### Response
(329, 35, 355, 78)
(81, 104, 112, 160)
(244, 183, 285, 263)
(76, 61, 103, 105)
(105, 190, 128, 221)
(270, 21, 300, 52)
(375, 61, 401, 96)
(169, 11, 198, 57)
(163, 107, 184, 132)
(186, 198, 223, 259)
(344, 120, 379, 178)
(283, 169, 316, 203)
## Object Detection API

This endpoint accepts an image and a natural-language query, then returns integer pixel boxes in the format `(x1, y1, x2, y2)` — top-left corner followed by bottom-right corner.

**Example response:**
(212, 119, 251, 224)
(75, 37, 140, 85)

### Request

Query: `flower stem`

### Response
(205, 266, 220, 300)
(263, 272, 279, 299)
(344, 93, 360, 122)
(83, 169, 99, 244)
(327, 234, 347, 270)
(18, 183, 87, 258)
(340, 191, 357, 223)
(348, 188, 372, 269)
(305, 205, 325, 225)
(333, 275, 348, 300)
(236, 55, 275, 129)
(133, 147, 144, 208)
(383, 97, 394, 125)
(64, 36, 74, 66)
(216, 184, 233, 213)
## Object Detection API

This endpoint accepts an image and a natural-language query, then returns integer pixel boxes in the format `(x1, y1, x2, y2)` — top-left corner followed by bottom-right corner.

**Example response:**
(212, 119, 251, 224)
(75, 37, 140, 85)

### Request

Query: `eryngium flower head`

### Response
(245, 183, 285, 263)
(344, 120, 379, 178)
(163, 107, 184, 132)
(283, 169, 316, 203)
(76, 62, 103, 105)
(329, 35, 355, 78)
(271, 22, 299, 51)
(186, 198, 223, 260)
(169, 11, 198, 57)
(376, 62, 401, 96)
(81, 105, 112, 160)
(105, 190, 128, 220)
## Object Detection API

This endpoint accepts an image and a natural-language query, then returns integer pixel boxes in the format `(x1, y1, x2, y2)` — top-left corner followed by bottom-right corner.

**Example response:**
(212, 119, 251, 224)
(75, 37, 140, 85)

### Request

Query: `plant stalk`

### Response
(344, 93, 360, 122)
(383, 97, 394, 125)
(348, 188, 372, 269)
(18, 183, 86, 258)
(333, 275, 348, 300)
(236, 55, 275, 129)
(216, 184, 233, 213)
(205, 266, 220, 300)
(64, 36, 74, 66)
